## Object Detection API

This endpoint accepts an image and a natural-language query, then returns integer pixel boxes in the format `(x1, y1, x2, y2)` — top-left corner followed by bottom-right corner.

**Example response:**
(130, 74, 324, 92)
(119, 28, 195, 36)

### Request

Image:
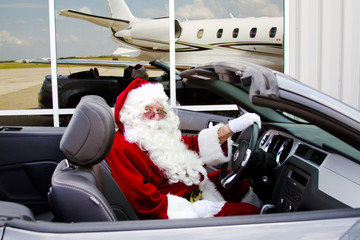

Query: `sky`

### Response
(0, 0, 283, 61)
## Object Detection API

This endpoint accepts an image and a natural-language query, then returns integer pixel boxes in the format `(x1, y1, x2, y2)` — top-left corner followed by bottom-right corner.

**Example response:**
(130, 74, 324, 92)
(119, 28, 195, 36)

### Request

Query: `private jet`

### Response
(60, 0, 283, 71)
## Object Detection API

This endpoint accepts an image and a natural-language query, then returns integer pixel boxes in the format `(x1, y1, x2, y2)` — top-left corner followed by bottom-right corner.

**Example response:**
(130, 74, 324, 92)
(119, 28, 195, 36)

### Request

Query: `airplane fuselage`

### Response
(113, 17, 283, 70)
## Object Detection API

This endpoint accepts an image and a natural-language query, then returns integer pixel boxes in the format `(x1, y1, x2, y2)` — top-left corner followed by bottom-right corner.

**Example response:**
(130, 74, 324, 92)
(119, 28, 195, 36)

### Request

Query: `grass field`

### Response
(0, 62, 51, 70)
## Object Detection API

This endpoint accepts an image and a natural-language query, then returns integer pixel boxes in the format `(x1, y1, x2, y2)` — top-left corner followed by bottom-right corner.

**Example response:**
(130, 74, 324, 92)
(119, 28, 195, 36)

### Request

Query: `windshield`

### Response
(276, 110, 308, 123)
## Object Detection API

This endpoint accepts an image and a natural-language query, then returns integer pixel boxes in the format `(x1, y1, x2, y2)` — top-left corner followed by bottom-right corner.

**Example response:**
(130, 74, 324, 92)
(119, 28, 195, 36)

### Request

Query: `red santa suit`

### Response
(106, 78, 260, 219)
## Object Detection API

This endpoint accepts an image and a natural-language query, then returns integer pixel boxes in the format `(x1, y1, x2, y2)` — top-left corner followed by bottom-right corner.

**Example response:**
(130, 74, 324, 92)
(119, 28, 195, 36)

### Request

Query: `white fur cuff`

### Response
(199, 178, 225, 202)
(198, 124, 232, 166)
(167, 194, 198, 219)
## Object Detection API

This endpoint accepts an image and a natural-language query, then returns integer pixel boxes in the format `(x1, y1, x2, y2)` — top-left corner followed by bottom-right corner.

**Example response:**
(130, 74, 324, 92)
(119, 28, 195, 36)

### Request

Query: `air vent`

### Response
(295, 144, 327, 166)
(260, 133, 270, 146)
(295, 144, 310, 158)
(309, 150, 327, 165)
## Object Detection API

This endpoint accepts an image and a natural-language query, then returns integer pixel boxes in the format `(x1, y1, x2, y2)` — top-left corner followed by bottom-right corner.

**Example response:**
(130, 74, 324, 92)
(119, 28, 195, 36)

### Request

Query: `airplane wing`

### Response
(60, 9, 130, 32)
(28, 59, 148, 67)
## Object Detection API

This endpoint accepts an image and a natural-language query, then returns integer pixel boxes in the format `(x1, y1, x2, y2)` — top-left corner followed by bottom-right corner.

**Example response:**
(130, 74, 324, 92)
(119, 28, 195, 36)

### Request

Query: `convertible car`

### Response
(0, 61, 359, 239)
(37, 60, 225, 109)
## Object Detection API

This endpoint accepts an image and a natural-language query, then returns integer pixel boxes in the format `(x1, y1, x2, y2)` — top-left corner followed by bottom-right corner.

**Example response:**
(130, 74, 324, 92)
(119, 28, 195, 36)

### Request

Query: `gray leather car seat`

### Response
(48, 95, 138, 222)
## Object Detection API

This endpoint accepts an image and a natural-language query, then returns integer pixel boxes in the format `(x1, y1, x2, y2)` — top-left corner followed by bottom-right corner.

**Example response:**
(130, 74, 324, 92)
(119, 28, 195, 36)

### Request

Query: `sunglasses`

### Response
(142, 107, 167, 119)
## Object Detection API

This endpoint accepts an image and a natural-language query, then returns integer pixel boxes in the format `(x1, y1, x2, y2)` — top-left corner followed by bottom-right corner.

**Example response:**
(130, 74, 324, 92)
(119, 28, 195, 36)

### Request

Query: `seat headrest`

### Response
(60, 95, 115, 167)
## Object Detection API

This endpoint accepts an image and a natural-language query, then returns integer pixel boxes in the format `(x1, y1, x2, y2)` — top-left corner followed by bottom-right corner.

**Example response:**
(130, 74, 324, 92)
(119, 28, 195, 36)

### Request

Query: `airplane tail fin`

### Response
(105, 0, 136, 22)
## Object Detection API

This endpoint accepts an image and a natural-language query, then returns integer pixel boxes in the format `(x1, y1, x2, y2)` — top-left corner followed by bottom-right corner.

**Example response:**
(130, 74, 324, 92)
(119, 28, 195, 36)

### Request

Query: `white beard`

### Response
(121, 108, 207, 186)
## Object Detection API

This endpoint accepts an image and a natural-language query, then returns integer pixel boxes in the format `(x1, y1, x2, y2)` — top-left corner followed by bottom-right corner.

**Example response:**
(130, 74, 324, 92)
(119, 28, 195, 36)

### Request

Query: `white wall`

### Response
(285, 0, 360, 110)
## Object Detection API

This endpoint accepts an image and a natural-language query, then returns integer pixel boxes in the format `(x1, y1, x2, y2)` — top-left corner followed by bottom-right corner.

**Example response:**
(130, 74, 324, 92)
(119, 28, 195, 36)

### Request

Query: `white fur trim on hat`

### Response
(198, 123, 232, 166)
(134, 64, 145, 71)
(124, 83, 168, 108)
(167, 194, 198, 219)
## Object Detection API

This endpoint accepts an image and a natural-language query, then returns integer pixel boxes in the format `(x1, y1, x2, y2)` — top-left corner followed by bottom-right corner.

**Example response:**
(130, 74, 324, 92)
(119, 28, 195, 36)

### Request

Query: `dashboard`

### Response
(259, 130, 327, 167)
(257, 129, 360, 212)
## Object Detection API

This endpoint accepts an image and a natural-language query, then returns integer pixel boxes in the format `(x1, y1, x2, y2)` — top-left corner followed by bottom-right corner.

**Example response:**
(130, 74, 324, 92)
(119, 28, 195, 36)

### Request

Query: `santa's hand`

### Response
(228, 113, 261, 133)
(192, 200, 225, 218)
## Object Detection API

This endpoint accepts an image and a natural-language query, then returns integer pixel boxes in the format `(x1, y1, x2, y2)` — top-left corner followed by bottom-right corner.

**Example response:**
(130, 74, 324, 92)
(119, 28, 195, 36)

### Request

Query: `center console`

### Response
(276, 165, 310, 212)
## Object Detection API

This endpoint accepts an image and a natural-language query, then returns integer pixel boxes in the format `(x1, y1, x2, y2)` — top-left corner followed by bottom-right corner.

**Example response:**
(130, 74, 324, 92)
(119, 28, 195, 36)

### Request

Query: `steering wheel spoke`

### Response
(241, 148, 252, 167)
(221, 172, 237, 188)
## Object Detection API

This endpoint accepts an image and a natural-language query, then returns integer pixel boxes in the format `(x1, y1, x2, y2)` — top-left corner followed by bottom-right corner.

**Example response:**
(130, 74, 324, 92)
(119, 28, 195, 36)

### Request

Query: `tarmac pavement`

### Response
(0, 66, 162, 126)
(0, 66, 124, 110)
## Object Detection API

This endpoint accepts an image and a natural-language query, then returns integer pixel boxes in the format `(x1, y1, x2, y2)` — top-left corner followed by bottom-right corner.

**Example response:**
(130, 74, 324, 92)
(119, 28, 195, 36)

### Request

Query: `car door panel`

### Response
(0, 127, 65, 214)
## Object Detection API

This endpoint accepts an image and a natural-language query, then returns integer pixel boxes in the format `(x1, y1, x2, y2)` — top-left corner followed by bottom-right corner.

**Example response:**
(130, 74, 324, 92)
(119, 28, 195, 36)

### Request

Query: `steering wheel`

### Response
(220, 123, 259, 189)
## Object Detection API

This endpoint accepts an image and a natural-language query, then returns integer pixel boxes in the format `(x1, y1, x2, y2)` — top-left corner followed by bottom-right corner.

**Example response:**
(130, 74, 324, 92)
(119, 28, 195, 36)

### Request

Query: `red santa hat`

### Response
(114, 78, 168, 133)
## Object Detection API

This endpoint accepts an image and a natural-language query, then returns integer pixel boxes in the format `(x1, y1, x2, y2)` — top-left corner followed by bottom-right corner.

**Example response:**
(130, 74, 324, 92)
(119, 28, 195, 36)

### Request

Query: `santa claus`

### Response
(106, 78, 262, 219)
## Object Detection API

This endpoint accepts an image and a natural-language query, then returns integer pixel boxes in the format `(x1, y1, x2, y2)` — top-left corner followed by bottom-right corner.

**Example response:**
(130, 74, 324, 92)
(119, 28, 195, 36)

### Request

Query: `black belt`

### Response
(184, 187, 202, 203)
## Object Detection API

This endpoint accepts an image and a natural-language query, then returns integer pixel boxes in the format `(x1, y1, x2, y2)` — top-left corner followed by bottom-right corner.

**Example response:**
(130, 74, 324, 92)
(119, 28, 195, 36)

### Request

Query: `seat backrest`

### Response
(48, 95, 137, 222)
